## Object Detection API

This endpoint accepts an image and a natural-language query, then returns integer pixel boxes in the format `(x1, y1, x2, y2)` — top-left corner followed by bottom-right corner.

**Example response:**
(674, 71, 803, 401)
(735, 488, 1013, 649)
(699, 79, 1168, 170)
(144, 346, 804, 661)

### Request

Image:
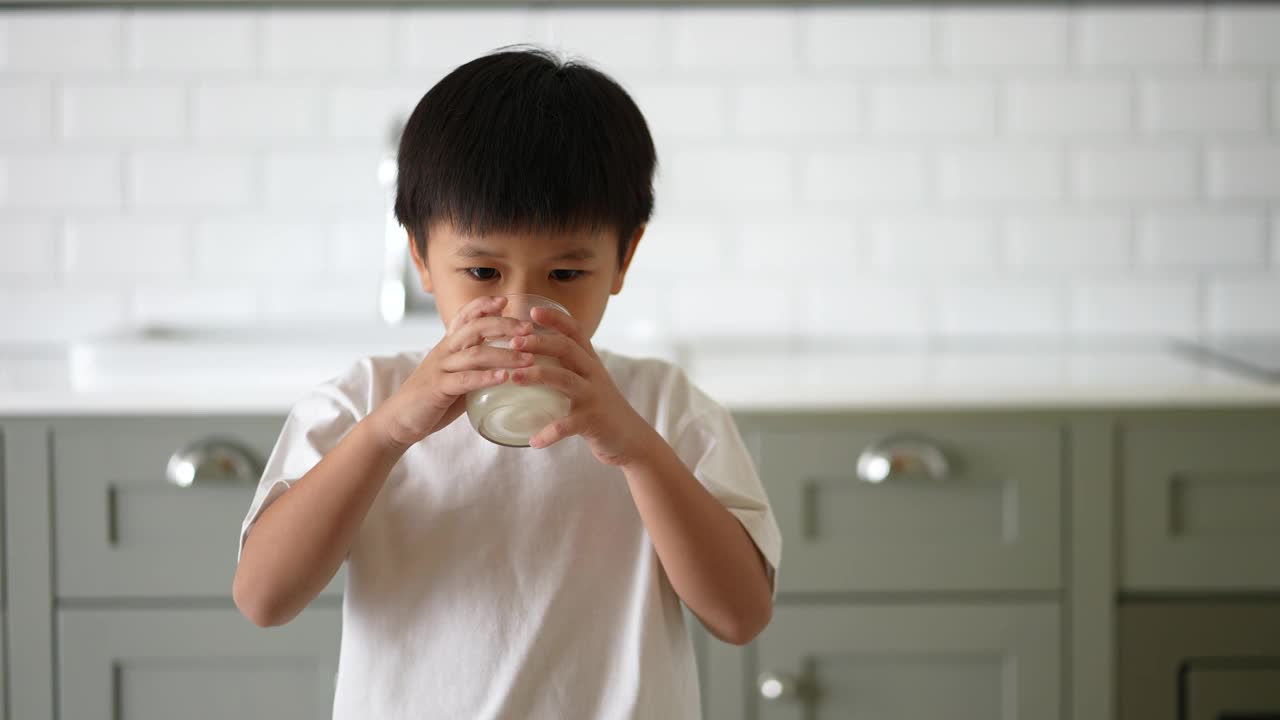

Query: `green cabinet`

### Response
(4, 406, 1280, 720)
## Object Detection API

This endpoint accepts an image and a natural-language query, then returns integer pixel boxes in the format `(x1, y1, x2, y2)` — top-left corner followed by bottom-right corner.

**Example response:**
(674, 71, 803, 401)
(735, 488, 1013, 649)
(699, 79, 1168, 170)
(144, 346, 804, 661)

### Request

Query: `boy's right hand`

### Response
(372, 295, 536, 449)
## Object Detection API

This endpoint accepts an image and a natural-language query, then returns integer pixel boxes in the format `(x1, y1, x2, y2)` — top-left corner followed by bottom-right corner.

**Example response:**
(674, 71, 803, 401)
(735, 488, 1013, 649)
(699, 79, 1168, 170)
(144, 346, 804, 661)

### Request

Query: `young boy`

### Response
(234, 47, 781, 719)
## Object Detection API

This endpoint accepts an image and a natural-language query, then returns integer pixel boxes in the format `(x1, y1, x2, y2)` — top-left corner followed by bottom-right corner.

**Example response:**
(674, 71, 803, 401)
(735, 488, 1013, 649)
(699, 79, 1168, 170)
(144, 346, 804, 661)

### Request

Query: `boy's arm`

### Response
(620, 428, 774, 646)
(233, 407, 407, 627)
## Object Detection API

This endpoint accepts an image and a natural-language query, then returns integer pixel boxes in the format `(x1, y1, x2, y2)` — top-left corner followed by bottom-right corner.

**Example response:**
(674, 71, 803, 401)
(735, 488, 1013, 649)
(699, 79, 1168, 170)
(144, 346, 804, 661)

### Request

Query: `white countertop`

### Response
(2, 324, 1279, 415)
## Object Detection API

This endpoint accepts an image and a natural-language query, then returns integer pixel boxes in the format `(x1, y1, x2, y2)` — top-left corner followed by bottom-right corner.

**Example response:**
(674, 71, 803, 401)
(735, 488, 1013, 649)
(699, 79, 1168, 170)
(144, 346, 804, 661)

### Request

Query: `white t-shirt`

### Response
(238, 348, 782, 720)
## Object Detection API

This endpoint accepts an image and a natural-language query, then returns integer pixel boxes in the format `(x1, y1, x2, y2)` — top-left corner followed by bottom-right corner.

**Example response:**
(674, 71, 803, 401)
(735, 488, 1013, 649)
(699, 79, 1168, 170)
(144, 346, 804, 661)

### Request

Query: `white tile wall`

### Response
(0, 4, 1278, 344)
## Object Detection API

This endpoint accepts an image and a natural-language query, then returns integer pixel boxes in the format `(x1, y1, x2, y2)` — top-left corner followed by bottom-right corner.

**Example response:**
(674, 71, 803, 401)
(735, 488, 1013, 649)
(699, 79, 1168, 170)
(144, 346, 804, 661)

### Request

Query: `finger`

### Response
(508, 333, 593, 376)
(439, 368, 510, 397)
(448, 316, 534, 351)
(529, 414, 587, 449)
(447, 296, 507, 335)
(441, 344, 535, 373)
(530, 306, 589, 349)
(510, 364, 590, 399)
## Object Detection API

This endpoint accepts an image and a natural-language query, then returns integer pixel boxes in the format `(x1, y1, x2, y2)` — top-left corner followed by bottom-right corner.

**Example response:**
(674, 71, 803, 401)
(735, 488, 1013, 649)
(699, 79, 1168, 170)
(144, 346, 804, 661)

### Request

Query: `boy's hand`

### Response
(509, 306, 658, 467)
(373, 296, 537, 449)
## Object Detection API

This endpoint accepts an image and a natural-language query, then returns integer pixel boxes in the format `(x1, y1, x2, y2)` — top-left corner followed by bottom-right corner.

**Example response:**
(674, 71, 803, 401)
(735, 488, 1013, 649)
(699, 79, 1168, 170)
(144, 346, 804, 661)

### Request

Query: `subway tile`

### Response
(131, 150, 257, 209)
(738, 219, 858, 271)
(330, 85, 425, 141)
(672, 8, 797, 71)
(660, 148, 793, 214)
(129, 10, 258, 72)
(0, 83, 53, 140)
(736, 82, 858, 136)
(628, 219, 726, 277)
(1073, 146, 1198, 200)
(260, 282, 382, 322)
(264, 9, 393, 72)
(264, 150, 387, 212)
(3, 11, 123, 72)
(194, 86, 324, 139)
(803, 285, 931, 338)
(938, 148, 1063, 201)
(1072, 280, 1201, 336)
(869, 216, 998, 270)
(1, 153, 121, 209)
(801, 149, 928, 208)
(628, 83, 728, 139)
(1004, 215, 1132, 268)
(1004, 79, 1131, 134)
(1140, 76, 1266, 132)
(0, 219, 57, 275)
(194, 219, 327, 277)
(939, 7, 1069, 66)
(0, 289, 126, 343)
(61, 85, 185, 140)
(1137, 211, 1267, 267)
(1077, 7, 1205, 66)
(802, 6, 932, 69)
(332, 218, 393, 273)
(401, 8, 533, 70)
(1207, 279, 1280, 334)
(1207, 144, 1280, 199)
(64, 219, 189, 275)
(869, 81, 995, 135)
(1211, 5, 1280, 65)
(937, 284, 1067, 337)
(667, 284, 794, 338)
(131, 286, 259, 326)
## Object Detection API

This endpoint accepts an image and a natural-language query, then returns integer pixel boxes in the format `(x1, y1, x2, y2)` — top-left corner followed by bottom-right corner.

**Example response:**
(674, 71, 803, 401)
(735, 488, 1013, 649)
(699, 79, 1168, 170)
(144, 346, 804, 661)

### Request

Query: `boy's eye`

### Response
(551, 269, 584, 281)
(466, 267, 498, 281)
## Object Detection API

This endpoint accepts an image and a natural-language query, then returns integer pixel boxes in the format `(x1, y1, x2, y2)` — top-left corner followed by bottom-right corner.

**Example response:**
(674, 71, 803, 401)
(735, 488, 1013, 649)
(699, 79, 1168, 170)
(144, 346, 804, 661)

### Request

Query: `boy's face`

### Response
(408, 222, 643, 341)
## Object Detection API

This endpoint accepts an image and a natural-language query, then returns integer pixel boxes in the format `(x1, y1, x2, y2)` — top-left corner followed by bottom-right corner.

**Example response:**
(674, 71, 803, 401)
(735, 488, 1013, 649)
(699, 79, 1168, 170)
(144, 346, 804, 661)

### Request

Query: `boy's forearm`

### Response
(619, 430, 773, 646)
(234, 407, 406, 627)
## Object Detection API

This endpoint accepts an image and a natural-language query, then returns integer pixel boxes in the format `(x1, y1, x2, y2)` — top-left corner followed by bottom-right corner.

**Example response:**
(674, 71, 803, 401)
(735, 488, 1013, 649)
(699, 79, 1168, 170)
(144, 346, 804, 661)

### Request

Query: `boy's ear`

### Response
(407, 231, 433, 294)
(611, 225, 645, 295)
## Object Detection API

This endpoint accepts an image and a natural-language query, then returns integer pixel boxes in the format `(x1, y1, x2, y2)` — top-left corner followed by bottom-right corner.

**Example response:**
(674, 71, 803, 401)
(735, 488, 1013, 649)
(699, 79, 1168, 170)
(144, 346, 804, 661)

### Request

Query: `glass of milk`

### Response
(465, 294, 573, 447)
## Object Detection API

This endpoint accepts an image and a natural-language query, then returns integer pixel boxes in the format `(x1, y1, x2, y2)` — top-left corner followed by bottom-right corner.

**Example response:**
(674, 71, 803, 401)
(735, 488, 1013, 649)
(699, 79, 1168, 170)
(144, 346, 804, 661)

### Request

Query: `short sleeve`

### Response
(237, 384, 359, 561)
(670, 403, 783, 597)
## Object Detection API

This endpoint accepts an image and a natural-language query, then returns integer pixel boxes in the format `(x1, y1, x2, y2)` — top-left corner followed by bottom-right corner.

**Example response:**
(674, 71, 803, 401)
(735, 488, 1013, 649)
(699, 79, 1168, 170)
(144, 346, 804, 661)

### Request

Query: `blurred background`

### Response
(1, 3, 1277, 345)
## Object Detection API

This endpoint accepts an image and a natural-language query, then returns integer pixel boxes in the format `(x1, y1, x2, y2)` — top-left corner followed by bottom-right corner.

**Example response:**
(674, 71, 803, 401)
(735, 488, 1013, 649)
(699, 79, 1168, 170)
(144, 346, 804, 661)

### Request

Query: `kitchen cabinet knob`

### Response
(855, 435, 950, 484)
(758, 671, 800, 701)
(165, 438, 262, 488)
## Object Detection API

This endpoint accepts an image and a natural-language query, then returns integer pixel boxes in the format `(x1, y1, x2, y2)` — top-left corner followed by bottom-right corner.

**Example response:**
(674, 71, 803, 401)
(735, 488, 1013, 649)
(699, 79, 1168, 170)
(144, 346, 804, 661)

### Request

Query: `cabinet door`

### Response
(52, 418, 344, 599)
(736, 604, 1060, 720)
(59, 608, 340, 720)
(1184, 661, 1280, 720)
(1121, 422, 1280, 590)
(751, 420, 1062, 592)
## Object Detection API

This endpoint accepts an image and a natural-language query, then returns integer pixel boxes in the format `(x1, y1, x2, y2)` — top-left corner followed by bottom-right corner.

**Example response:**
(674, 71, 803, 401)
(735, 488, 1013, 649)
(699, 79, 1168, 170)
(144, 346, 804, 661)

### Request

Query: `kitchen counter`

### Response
(2, 325, 1279, 415)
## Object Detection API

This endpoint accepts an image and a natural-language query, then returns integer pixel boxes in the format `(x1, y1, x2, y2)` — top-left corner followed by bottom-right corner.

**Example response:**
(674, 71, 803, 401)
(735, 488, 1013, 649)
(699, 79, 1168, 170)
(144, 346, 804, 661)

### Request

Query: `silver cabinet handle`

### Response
(758, 671, 800, 701)
(855, 435, 949, 484)
(165, 438, 262, 488)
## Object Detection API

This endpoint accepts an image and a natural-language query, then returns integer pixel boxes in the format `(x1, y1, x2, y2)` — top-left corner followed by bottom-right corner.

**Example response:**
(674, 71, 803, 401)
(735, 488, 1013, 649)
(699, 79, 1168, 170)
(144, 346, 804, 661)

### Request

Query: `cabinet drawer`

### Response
(750, 421, 1062, 592)
(1118, 602, 1280, 720)
(59, 608, 340, 720)
(52, 418, 344, 599)
(1120, 422, 1280, 590)
(706, 603, 1060, 720)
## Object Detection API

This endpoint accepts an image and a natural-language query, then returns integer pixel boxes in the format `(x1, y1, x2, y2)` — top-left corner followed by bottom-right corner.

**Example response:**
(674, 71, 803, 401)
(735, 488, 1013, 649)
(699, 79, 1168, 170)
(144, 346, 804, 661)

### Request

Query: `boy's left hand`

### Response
(508, 306, 656, 467)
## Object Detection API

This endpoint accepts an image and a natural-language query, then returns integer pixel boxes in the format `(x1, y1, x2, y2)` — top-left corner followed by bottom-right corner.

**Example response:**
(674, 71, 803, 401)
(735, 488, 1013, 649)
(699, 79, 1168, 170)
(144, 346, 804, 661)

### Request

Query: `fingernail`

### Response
(494, 369, 506, 380)
(519, 352, 533, 361)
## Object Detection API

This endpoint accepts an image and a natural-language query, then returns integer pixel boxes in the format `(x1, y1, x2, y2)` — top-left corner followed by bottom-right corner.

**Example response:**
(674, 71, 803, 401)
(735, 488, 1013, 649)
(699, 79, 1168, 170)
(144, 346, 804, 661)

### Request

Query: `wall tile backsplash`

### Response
(1, 4, 1278, 344)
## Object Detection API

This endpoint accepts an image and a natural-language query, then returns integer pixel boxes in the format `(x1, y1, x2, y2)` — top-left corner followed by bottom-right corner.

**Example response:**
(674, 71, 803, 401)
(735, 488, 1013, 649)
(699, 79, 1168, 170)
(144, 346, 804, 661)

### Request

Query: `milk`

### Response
(466, 350, 571, 447)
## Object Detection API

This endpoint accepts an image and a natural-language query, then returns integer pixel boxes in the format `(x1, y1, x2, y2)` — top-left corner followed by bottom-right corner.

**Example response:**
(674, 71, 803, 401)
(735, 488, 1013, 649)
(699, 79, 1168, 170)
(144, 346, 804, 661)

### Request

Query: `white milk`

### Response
(466, 350, 571, 447)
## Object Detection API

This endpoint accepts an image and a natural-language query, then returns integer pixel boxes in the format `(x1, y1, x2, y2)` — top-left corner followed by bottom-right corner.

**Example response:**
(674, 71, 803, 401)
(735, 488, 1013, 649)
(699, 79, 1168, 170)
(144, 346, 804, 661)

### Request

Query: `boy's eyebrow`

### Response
(454, 244, 597, 261)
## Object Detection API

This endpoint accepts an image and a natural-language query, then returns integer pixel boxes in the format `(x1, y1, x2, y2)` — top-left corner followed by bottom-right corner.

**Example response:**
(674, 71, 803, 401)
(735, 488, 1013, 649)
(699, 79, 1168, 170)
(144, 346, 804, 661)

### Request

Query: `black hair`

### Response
(393, 46, 657, 267)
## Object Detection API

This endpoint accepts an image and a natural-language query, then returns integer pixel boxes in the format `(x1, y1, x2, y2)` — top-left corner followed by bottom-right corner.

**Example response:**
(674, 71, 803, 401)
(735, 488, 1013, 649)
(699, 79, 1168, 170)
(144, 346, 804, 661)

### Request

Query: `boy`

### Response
(234, 47, 781, 719)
